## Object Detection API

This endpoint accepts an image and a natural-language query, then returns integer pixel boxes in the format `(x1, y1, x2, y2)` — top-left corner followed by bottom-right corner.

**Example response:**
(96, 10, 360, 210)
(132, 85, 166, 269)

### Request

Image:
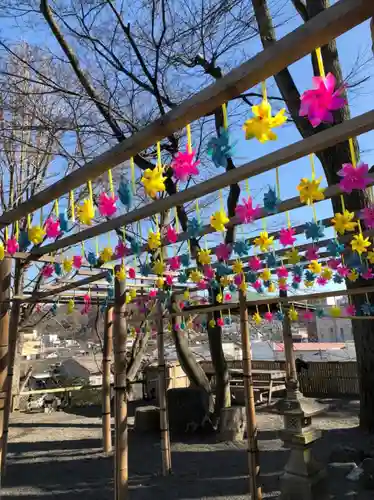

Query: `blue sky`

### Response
(2, 4, 374, 296)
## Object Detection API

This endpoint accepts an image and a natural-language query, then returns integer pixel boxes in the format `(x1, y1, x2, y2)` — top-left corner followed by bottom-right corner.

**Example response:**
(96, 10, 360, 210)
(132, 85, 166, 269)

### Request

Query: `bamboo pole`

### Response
(0, 259, 11, 486)
(239, 289, 262, 500)
(113, 267, 128, 500)
(156, 300, 172, 475)
(102, 306, 113, 454)
(1, 259, 22, 477)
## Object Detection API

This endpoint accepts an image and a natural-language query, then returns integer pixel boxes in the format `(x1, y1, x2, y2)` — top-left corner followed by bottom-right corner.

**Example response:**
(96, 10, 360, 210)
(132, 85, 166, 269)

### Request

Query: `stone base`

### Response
(280, 467, 327, 500)
(134, 405, 160, 432)
(167, 388, 210, 434)
(218, 406, 246, 442)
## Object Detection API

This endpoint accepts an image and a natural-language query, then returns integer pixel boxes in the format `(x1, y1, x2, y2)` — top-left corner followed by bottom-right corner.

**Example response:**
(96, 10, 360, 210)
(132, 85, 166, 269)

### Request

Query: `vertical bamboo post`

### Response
(156, 299, 172, 475)
(239, 290, 262, 500)
(102, 305, 113, 454)
(113, 266, 128, 500)
(0, 258, 11, 486)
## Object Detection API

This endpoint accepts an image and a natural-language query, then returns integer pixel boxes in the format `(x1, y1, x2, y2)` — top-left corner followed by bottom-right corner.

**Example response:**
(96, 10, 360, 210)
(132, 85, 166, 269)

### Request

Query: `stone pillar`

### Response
(278, 300, 327, 500)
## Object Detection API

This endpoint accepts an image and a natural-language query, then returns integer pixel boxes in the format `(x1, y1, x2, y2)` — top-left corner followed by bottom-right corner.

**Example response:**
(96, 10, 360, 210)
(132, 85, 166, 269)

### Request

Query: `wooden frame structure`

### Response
(0, 2, 374, 499)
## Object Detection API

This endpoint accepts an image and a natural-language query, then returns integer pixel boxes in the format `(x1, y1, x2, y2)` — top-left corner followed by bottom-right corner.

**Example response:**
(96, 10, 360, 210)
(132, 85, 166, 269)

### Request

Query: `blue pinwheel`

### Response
(326, 239, 344, 257)
(234, 239, 250, 257)
(207, 128, 234, 169)
(263, 187, 281, 214)
(304, 221, 325, 241)
(187, 218, 202, 238)
(180, 253, 191, 267)
(118, 176, 133, 210)
(18, 230, 30, 251)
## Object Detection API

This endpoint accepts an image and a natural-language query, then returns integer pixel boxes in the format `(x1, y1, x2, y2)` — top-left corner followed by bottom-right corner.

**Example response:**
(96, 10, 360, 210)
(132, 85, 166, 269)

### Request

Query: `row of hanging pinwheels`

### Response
(1, 46, 373, 317)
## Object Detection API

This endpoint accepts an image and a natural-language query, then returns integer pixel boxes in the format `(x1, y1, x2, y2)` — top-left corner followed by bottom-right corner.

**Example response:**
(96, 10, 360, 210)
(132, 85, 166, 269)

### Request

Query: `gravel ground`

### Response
(2, 399, 373, 499)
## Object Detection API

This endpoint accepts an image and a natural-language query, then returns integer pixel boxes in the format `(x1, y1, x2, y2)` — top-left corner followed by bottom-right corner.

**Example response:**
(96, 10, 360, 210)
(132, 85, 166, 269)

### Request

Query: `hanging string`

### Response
(174, 206, 180, 233)
(267, 303, 271, 313)
(261, 81, 268, 102)
(349, 138, 357, 168)
(81, 241, 85, 257)
(222, 104, 228, 131)
(130, 157, 136, 194)
(87, 180, 93, 206)
(219, 190, 224, 212)
(256, 304, 260, 315)
(70, 191, 75, 222)
(54, 199, 59, 218)
(108, 169, 114, 195)
(5, 226, 8, 241)
(245, 179, 251, 197)
(40, 207, 43, 226)
(95, 237, 99, 257)
(286, 211, 291, 229)
(358, 219, 363, 236)
(156, 142, 162, 167)
(186, 124, 192, 154)
(275, 167, 281, 199)
(27, 214, 31, 228)
(315, 48, 326, 78)
(15, 221, 19, 240)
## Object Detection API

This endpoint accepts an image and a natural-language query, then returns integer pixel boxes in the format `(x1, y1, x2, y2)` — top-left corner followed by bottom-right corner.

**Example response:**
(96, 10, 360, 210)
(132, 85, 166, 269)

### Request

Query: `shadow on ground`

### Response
(4, 398, 372, 499)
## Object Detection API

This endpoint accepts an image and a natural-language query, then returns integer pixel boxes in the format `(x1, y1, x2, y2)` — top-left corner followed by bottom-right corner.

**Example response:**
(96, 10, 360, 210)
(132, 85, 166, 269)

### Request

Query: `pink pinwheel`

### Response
(149, 289, 157, 298)
(135, 327, 141, 334)
(361, 205, 374, 229)
(305, 246, 319, 261)
(293, 275, 302, 284)
(203, 265, 215, 280)
(337, 264, 349, 277)
(215, 243, 232, 261)
(317, 276, 327, 286)
(98, 192, 117, 217)
(264, 311, 273, 322)
(234, 273, 243, 286)
(279, 227, 296, 247)
(42, 264, 54, 278)
(299, 72, 346, 128)
(166, 275, 173, 286)
(276, 266, 288, 279)
(235, 196, 261, 223)
(73, 255, 83, 269)
(166, 226, 178, 244)
(115, 240, 130, 259)
(172, 149, 200, 181)
(327, 258, 341, 270)
(217, 317, 225, 327)
(169, 256, 181, 271)
(83, 293, 91, 306)
(303, 310, 314, 322)
(345, 304, 356, 316)
(174, 323, 180, 331)
(249, 256, 262, 271)
(81, 305, 90, 315)
(197, 280, 207, 290)
(253, 280, 262, 290)
(338, 162, 370, 193)
(45, 217, 61, 239)
(128, 267, 136, 279)
(6, 237, 18, 255)
(362, 267, 374, 280)
(224, 293, 232, 301)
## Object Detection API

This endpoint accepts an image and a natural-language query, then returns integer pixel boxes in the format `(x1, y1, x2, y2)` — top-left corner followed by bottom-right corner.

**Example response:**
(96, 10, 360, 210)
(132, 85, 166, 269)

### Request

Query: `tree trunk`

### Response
(169, 293, 213, 413)
(253, 0, 374, 431)
(207, 288, 231, 423)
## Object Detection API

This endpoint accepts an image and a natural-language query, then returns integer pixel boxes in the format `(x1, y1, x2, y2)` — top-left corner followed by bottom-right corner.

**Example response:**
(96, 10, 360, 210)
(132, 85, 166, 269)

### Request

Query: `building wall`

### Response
(316, 317, 353, 342)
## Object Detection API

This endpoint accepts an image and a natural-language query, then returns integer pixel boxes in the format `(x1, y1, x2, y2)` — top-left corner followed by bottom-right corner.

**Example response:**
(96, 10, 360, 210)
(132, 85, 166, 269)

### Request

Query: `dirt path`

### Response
(2, 399, 372, 499)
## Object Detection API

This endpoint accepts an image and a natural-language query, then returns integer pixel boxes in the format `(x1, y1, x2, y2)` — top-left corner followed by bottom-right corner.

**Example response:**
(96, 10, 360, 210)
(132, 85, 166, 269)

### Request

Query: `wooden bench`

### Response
(205, 367, 286, 405)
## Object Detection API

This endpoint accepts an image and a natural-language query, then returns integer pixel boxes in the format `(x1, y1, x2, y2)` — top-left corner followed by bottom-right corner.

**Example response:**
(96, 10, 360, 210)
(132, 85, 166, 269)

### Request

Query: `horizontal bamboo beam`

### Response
(0, 0, 372, 228)
(27, 112, 374, 256)
(168, 285, 374, 318)
(28, 271, 109, 300)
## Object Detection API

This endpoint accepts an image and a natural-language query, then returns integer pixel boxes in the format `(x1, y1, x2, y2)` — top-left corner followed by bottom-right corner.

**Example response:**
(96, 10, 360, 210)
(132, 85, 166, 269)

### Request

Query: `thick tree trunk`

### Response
(169, 293, 213, 413)
(253, 0, 374, 432)
(207, 288, 231, 423)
